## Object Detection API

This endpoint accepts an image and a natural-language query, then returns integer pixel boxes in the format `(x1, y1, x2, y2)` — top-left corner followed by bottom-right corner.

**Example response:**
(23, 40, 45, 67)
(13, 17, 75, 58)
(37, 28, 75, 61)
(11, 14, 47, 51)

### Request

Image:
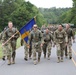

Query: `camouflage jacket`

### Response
(43, 32, 53, 43)
(54, 29, 66, 43)
(2, 27, 19, 43)
(28, 29, 42, 44)
(64, 28, 75, 39)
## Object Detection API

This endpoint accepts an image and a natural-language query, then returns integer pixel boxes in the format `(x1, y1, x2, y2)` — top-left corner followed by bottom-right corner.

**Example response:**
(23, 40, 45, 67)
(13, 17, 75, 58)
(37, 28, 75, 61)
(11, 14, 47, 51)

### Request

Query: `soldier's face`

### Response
(58, 25, 62, 31)
(33, 26, 37, 31)
(8, 23, 13, 29)
(46, 29, 49, 33)
(66, 24, 70, 29)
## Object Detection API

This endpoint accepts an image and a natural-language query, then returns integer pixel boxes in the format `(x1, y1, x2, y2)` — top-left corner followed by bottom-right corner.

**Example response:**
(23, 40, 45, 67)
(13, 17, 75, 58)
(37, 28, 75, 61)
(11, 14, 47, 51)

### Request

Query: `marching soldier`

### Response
(64, 24, 75, 59)
(2, 21, 19, 65)
(54, 25, 66, 63)
(42, 28, 54, 60)
(28, 24, 43, 65)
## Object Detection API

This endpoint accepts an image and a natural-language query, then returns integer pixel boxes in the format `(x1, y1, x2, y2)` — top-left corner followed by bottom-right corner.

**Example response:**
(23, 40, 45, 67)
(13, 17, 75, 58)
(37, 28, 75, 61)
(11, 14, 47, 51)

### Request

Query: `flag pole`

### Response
(2, 31, 19, 46)
(34, 16, 36, 22)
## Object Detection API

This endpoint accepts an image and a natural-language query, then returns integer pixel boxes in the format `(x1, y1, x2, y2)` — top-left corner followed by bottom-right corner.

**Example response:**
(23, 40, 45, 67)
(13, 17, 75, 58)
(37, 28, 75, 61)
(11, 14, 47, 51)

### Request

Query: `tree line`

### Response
(0, 0, 46, 31)
(0, 0, 76, 31)
(39, 0, 76, 27)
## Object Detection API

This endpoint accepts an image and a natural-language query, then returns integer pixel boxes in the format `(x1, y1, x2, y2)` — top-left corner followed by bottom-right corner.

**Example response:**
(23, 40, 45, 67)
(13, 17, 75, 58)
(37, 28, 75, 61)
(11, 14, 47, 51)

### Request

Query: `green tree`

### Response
(0, 0, 46, 31)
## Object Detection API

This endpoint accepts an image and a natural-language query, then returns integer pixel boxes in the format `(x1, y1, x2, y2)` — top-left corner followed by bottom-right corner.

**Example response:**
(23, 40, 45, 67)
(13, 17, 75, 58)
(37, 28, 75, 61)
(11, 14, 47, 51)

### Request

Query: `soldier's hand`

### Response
(12, 35, 14, 38)
(40, 43, 43, 47)
(27, 45, 30, 49)
(2, 43, 4, 46)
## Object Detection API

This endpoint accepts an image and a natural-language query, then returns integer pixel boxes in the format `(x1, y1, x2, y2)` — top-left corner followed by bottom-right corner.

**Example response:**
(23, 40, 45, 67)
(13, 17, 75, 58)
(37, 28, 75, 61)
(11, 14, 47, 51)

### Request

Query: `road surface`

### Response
(0, 40, 76, 75)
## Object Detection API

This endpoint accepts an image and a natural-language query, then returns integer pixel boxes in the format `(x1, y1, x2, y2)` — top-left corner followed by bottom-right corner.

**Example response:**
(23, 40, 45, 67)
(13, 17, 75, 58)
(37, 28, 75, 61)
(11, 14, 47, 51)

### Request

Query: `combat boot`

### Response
(8, 59, 11, 65)
(2, 56, 5, 61)
(44, 54, 46, 58)
(24, 58, 28, 61)
(57, 57, 60, 63)
(61, 57, 63, 62)
(7, 56, 11, 65)
(12, 58, 15, 64)
(48, 55, 50, 60)
(69, 56, 72, 59)
(38, 58, 40, 62)
(33, 60, 37, 65)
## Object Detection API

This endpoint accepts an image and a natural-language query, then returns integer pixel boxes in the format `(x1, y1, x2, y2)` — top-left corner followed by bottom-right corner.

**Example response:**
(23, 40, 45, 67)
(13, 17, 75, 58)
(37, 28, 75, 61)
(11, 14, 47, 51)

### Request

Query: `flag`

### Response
(19, 18, 36, 43)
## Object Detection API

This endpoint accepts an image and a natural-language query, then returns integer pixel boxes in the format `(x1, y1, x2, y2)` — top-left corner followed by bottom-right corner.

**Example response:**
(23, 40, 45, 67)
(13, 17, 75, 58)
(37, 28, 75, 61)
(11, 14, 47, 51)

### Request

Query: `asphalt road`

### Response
(0, 40, 76, 75)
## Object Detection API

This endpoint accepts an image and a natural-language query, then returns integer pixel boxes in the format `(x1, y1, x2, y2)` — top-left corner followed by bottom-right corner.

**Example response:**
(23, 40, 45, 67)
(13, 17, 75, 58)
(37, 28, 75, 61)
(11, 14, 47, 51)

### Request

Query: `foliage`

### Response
(39, 7, 70, 25)
(0, 0, 46, 31)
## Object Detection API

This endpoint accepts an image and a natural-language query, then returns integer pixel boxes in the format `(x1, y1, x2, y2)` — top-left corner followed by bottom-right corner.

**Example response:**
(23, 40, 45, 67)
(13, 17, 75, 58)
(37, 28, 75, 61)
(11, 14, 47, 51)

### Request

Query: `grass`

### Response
(0, 37, 21, 59)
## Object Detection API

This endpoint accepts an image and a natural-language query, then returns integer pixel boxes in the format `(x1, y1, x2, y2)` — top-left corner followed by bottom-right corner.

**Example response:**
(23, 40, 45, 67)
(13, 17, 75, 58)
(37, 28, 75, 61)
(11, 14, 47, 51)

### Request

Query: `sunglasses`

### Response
(34, 27, 37, 28)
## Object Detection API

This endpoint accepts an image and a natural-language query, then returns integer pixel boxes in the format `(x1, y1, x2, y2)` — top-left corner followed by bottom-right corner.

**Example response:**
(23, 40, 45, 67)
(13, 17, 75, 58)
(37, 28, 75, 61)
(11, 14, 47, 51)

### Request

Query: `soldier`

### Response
(0, 27, 7, 60)
(54, 25, 66, 63)
(2, 21, 19, 65)
(64, 24, 75, 59)
(28, 24, 42, 65)
(42, 28, 54, 59)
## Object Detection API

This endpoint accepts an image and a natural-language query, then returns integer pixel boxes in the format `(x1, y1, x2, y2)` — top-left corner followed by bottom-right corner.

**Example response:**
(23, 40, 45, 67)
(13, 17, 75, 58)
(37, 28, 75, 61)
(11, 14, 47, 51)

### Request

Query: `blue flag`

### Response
(19, 18, 36, 43)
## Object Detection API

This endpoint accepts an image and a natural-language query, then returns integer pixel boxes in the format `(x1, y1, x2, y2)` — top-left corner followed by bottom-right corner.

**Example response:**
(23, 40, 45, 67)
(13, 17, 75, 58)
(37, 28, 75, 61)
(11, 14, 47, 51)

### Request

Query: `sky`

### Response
(26, 0, 73, 8)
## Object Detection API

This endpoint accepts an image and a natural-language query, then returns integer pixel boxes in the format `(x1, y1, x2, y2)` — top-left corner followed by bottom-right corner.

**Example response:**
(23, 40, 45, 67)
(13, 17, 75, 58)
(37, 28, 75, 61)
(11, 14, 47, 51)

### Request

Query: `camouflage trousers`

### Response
(43, 42, 52, 57)
(2, 43, 11, 60)
(24, 43, 32, 59)
(56, 43, 64, 58)
(32, 42, 42, 61)
(2, 44, 11, 57)
(11, 40, 16, 59)
(5, 40, 17, 60)
(65, 39, 72, 57)
(24, 45, 29, 59)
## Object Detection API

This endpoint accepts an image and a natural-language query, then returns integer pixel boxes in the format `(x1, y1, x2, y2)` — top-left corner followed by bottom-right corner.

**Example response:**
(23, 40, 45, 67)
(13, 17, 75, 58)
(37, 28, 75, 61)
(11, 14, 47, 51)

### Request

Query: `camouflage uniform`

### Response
(54, 29, 66, 62)
(64, 28, 75, 59)
(0, 27, 8, 60)
(2, 27, 19, 65)
(24, 42, 28, 61)
(42, 31, 53, 59)
(28, 29, 42, 65)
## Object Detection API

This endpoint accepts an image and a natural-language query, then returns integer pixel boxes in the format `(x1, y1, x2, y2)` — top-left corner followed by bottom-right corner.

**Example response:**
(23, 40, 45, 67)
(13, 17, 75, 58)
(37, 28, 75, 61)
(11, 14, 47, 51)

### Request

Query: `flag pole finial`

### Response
(34, 16, 36, 22)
